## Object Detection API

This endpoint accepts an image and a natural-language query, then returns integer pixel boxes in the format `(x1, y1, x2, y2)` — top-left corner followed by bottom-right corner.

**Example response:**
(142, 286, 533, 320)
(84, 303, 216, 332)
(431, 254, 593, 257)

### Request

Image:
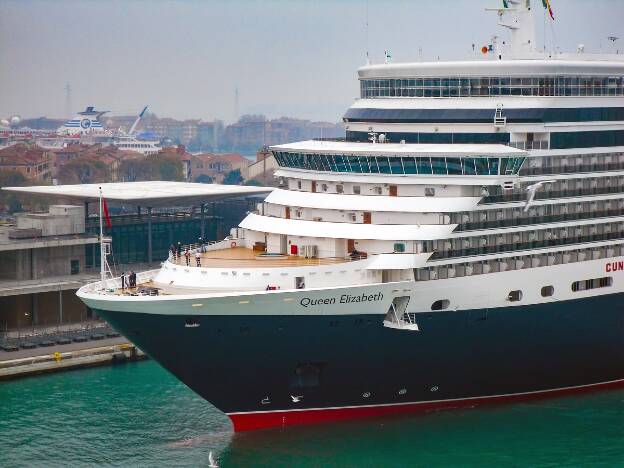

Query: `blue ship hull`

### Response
(93, 292, 624, 430)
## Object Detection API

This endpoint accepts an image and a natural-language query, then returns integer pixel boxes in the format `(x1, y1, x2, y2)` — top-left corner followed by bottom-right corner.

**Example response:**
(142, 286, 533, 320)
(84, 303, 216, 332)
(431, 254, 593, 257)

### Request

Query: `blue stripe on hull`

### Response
(93, 292, 624, 416)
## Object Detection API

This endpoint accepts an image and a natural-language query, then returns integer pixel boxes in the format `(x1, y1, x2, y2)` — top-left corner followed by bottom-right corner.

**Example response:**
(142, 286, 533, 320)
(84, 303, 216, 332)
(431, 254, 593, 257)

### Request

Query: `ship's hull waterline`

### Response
(92, 292, 624, 431)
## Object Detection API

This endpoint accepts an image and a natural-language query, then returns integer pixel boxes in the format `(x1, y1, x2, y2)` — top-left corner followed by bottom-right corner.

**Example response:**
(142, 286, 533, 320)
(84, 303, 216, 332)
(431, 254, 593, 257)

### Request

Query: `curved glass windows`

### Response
(361, 76, 624, 99)
(273, 151, 523, 176)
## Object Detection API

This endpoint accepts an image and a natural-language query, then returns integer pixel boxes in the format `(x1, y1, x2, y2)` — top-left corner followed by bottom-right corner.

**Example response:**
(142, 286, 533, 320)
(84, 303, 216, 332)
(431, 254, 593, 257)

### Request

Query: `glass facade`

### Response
(344, 107, 624, 124)
(345, 131, 510, 144)
(360, 76, 624, 98)
(273, 151, 525, 176)
(551, 130, 624, 149)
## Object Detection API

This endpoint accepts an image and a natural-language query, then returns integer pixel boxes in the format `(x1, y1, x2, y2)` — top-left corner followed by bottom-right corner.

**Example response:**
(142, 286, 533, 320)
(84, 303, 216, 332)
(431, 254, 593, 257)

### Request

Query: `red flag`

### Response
(102, 198, 112, 229)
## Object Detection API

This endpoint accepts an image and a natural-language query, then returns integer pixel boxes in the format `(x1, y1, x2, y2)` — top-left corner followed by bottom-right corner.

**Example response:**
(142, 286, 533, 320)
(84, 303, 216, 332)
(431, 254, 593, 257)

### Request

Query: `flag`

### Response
(102, 197, 112, 229)
(542, 0, 554, 20)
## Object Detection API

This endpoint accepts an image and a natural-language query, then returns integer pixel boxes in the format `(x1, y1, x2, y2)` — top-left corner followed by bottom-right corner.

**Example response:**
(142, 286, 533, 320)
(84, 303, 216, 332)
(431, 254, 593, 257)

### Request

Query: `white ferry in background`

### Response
(111, 106, 161, 155)
(79, 0, 624, 432)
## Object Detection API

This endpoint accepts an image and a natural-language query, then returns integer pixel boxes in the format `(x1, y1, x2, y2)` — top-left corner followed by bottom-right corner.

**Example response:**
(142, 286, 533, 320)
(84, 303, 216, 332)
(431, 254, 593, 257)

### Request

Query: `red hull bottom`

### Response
(228, 379, 624, 432)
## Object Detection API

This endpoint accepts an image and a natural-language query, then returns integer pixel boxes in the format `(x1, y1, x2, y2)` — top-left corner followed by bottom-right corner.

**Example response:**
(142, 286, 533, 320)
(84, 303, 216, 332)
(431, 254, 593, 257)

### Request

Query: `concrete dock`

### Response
(0, 339, 146, 380)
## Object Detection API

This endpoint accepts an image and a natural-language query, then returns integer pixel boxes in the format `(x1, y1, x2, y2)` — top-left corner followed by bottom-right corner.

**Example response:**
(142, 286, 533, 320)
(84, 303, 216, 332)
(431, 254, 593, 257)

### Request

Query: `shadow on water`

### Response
(2, 359, 624, 467)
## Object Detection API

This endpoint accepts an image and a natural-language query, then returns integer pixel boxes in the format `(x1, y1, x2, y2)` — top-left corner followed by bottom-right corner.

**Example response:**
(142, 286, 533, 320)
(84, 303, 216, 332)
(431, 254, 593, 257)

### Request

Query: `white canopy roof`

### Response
(365, 253, 432, 270)
(265, 188, 482, 213)
(272, 140, 526, 157)
(2, 181, 273, 207)
(240, 213, 456, 241)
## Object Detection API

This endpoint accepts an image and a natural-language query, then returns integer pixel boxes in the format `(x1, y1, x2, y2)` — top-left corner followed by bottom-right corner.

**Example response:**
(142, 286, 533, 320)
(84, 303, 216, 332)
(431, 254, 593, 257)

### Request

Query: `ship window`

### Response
(353, 185, 361, 194)
(322, 183, 328, 192)
(425, 187, 435, 197)
(336, 184, 344, 194)
(431, 299, 450, 311)
(507, 290, 523, 302)
(297, 180, 302, 189)
(290, 362, 325, 388)
(571, 276, 613, 292)
(541, 285, 554, 297)
(394, 243, 405, 253)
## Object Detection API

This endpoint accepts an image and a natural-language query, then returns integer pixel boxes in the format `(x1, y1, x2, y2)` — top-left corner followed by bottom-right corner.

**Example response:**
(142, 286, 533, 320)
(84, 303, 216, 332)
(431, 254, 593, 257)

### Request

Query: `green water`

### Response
(2, 361, 624, 467)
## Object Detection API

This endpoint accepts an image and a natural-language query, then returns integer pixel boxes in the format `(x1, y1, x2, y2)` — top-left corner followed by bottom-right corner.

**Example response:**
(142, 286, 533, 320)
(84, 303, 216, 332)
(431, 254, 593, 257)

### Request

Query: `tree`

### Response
(0, 170, 26, 213)
(243, 178, 262, 186)
(222, 169, 243, 185)
(117, 155, 184, 182)
(118, 158, 145, 182)
(58, 156, 110, 184)
(195, 174, 214, 184)
(152, 155, 184, 181)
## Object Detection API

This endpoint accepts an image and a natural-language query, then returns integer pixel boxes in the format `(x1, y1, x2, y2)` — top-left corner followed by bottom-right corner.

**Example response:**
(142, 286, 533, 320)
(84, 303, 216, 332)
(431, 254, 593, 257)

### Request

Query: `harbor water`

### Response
(2, 360, 624, 467)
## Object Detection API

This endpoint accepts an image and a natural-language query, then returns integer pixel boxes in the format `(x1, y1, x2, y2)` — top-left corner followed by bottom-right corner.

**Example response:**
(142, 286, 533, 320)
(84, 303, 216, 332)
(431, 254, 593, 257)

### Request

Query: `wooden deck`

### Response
(170, 247, 349, 268)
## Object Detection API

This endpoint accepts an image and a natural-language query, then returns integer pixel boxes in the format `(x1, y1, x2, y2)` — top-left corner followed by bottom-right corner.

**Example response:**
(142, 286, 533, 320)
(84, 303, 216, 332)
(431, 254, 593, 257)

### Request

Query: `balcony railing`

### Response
(454, 209, 624, 232)
(482, 186, 624, 204)
(508, 141, 550, 150)
(429, 231, 624, 261)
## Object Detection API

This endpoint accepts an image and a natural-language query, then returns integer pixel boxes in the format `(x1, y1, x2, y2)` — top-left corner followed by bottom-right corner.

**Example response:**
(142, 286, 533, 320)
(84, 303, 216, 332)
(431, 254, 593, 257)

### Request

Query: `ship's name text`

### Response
(606, 260, 624, 272)
(300, 292, 384, 308)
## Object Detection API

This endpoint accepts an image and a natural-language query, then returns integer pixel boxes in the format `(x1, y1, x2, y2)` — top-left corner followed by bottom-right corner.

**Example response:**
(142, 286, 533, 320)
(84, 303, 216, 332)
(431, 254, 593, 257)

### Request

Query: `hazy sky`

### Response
(1, 0, 622, 123)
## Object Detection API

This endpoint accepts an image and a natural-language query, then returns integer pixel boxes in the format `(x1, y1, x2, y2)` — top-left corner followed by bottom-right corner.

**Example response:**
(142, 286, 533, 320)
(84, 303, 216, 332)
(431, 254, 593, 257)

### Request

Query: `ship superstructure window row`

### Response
(344, 107, 624, 124)
(483, 175, 624, 203)
(454, 199, 624, 232)
(273, 151, 525, 176)
(429, 221, 624, 261)
(345, 130, 624, 149)
(360, 76, 624, 99)
(416, 244, 624, 282)
(345, 131, 510, 145)
(521, 152, 624, 176)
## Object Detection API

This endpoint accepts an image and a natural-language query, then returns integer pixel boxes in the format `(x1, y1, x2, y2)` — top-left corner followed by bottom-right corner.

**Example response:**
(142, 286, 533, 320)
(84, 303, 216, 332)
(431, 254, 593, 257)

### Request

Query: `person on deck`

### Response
(195, 251, 201, 267)
(184, 248, 190, 266)
(121, 272, 126, 290)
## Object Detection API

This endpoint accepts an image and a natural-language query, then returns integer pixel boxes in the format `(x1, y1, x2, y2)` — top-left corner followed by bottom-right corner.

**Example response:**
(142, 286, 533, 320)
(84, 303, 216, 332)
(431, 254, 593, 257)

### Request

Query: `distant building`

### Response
(246, 147, 278, 185)
(222, 115, 344, 153)
(0, 144, 52, 182)
(51, 144, 139, 182)
(190, 152, 248, 183)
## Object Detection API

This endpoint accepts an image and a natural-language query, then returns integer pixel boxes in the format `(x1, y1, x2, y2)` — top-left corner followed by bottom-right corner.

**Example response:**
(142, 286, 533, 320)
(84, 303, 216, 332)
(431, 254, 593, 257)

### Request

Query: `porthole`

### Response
(541, 285, 554, 297)
(431, 299, 450, 311)
(508, 290, 523, 302)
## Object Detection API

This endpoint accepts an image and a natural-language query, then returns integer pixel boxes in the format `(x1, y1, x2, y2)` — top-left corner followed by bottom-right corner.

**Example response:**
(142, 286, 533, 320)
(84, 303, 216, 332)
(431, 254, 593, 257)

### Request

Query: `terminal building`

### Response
(0, 182, 272, 341)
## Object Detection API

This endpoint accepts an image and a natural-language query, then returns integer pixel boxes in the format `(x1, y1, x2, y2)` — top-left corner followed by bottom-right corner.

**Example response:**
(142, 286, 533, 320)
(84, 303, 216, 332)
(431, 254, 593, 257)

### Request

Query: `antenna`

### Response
(234, 86, 239, 122)
(365, 0, 370, 64)
(64, 82, 72, 119)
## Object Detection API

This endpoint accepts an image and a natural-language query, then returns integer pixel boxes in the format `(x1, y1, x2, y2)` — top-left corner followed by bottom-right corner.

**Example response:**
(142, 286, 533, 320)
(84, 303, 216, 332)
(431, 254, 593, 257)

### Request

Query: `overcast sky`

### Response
(0, 0, 622, 123)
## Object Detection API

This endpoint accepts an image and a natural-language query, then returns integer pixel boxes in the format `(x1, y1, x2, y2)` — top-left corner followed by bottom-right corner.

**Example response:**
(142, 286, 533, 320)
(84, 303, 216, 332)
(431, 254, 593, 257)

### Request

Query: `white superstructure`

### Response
(79, 0, 624, 310)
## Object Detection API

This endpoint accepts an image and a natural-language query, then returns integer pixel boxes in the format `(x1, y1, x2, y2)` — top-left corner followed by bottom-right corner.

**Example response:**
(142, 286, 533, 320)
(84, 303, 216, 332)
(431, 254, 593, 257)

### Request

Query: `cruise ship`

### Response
(57, 106, 162, 155)
(78, 1, 624, 431)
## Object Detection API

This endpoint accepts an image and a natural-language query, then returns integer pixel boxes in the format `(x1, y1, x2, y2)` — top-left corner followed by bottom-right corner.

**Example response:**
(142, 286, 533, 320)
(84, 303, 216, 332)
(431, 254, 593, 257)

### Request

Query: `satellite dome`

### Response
(0, 119, 9, 127)
(10, 115, 21, 126)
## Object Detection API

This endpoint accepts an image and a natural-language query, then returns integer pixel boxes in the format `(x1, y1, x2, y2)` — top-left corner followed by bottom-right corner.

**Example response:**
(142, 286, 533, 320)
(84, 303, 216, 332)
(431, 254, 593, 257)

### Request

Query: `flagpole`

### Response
(99, 186, 105, 289)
